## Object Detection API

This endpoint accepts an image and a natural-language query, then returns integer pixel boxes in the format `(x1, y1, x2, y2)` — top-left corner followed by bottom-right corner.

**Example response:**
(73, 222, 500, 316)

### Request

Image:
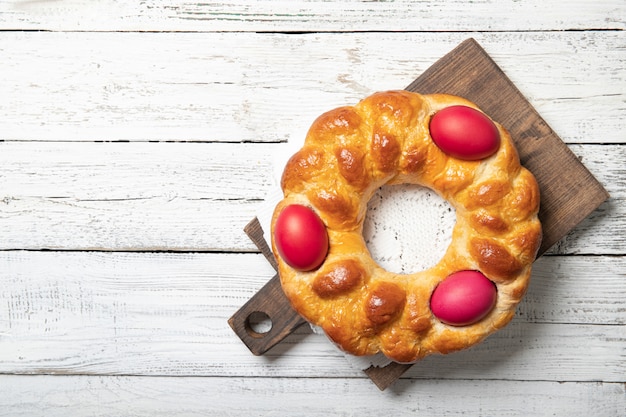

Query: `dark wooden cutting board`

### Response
(228, 38, 610, 390)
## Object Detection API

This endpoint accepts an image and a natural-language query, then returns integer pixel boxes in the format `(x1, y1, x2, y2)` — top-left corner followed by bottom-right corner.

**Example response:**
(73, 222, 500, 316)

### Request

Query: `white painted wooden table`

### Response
(0, 1, 624, 415)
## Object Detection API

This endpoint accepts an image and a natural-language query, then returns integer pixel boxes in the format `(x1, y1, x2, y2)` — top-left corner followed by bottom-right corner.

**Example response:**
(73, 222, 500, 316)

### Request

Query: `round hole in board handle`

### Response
(244, 311, 273, 338)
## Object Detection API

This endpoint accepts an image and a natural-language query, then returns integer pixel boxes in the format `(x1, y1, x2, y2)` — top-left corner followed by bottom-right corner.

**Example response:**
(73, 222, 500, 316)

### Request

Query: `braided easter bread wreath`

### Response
(271, 91, 542, 364)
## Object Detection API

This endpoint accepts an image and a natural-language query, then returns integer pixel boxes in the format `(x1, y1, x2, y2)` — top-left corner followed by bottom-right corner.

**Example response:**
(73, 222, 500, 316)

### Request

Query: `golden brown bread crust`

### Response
(271, 91, 542, 363)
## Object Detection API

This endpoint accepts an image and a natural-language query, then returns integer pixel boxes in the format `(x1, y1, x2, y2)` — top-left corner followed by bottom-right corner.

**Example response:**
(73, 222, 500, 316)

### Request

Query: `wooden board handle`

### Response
(243, 216, 278, 272)
(228, 218, 307, 355)
(228, 273, 307, 356)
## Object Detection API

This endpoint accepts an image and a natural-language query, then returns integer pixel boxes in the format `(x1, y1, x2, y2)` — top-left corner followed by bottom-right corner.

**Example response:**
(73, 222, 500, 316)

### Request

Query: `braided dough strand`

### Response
(272, 91, 541, 363)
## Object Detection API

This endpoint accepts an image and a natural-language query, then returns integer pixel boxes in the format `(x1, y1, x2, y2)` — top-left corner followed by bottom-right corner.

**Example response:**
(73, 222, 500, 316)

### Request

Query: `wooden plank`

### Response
(0, 31, 623, 144)
(0, 375, 623, 417)
(0, 142, 620, 252)
(0, 0, 623, 32)
(0, 196, 263, 252)
(0, 251, 624, 381)
(0, 141, 276, 252)
(0, 142, 276, 201)
(520, 255, 626, 324)
(2, 315, 622, 381)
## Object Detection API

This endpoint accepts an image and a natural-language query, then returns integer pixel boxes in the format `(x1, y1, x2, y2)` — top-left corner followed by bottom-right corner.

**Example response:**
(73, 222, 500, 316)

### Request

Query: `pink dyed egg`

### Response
(429, 105, 500, 160)
(430, 270, 497, 326)
(274, 204, 328, 271)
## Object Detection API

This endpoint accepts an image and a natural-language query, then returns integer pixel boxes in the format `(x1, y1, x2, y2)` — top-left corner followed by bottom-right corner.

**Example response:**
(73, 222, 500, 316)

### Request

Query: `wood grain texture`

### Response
(0, 142, 276, 251)
(0, 0, 623, 412)
(0, 142, 621, 253)
(0, 31, 623, 144)
(0, 0, 623, 32)
(0, 375, 623, 417)
(0, 251, 624, 381)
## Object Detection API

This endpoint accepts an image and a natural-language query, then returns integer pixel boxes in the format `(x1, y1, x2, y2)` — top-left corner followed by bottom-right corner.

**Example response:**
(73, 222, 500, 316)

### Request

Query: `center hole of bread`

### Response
(363, 184, 456, 274)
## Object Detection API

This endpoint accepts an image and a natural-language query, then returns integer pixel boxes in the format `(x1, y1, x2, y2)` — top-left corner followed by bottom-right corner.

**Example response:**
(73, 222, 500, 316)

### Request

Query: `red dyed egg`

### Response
(429, 106, 500, 160)
(430, 270, 497, 326)
(274, 204, 328, 271)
